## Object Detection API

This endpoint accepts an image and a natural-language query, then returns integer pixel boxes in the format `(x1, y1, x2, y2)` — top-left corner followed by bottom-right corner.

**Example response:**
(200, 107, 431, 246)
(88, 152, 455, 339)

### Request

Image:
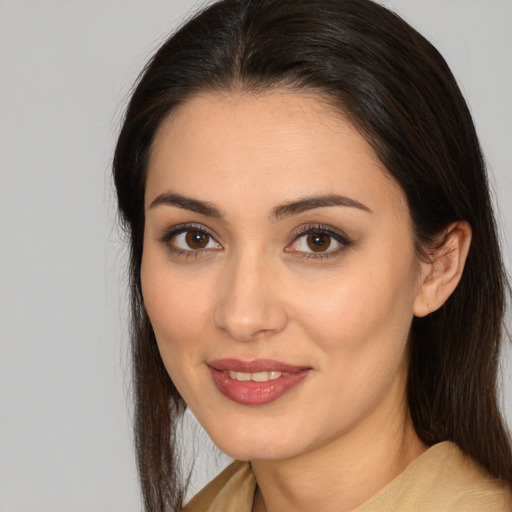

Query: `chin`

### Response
(204, 418, 310, 462)
(215, 439, 292, 462)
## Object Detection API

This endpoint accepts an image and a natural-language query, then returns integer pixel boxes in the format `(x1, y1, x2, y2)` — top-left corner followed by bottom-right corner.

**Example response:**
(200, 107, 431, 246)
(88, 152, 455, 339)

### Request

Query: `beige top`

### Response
(184, 442, 512, 511)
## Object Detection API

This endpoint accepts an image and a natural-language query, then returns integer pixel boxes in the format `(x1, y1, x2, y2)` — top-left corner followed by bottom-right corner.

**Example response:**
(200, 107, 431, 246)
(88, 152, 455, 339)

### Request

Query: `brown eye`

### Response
(306, 233, 331, 252)
(166, 227, 222, 253)
(285, 225, 349, 257)
(185, 231, 210, 249)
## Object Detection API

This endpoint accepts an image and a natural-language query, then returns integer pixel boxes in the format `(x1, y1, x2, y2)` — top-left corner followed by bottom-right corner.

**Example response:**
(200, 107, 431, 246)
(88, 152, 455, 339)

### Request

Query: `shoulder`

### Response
(357, 442, 512, 512)
(414, 442, 512, 511)
(183, 460, 256, 512)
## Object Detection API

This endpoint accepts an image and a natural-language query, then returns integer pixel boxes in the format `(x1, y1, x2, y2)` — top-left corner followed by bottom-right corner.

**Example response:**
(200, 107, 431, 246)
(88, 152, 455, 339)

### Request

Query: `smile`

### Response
(208, 359, 311, 405)
(227, 370, 291, 382)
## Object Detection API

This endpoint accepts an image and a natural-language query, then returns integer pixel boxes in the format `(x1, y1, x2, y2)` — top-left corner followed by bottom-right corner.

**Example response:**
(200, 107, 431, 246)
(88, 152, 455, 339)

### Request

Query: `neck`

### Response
(251, 398, 427, 512)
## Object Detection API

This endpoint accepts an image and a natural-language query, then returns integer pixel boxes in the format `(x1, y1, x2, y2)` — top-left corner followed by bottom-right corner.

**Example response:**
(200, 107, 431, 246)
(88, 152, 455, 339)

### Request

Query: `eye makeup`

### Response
(285, 223, 353, 260)
(158, 221, 352, 261)
(159, 223, 222, 258)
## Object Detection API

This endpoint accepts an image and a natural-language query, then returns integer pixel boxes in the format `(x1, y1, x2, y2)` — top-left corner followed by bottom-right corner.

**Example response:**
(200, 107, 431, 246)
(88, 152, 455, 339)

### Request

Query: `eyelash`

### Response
(160, 223, 220, 258)
(286, 224, 352, 260)
(159, 223, 352, 260)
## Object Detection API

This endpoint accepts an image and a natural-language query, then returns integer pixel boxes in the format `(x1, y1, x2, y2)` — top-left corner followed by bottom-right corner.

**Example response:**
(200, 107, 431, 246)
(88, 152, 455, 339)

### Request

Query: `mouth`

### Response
(225, 370, 292, 382)
(207, 358, 312, 406)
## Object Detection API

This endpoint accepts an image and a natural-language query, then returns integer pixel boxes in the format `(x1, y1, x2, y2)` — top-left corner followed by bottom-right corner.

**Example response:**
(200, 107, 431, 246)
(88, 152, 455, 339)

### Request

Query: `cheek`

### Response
(141, 258, 216, 408)
(140, 252, 212, 359)
(290, 259, 417, 357)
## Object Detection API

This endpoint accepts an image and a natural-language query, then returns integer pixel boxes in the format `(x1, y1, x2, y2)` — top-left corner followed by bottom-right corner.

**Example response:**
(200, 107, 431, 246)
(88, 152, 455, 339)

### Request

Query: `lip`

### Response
(208, 358, 308, 373)
(208, 358, 312, 406)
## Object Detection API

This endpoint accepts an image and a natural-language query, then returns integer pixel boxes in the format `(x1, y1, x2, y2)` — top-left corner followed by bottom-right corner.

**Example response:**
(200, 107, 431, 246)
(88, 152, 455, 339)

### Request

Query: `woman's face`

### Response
(141, 91, 427, 461)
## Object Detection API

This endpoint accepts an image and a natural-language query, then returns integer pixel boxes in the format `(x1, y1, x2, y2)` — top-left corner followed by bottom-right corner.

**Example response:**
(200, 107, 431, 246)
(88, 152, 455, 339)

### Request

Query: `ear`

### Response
(413, 221, 472, 317)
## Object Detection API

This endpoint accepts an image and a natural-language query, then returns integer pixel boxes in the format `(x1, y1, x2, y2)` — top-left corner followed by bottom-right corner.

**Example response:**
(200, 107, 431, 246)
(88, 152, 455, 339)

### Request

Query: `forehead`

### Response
(146, 90, 408, 220)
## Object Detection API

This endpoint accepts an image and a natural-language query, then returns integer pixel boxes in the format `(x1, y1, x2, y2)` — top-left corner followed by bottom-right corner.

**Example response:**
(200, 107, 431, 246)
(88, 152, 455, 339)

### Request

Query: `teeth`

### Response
(253, 371, 276, 382)
(234, 371, 251, 381)
(228, 370, 284, 382)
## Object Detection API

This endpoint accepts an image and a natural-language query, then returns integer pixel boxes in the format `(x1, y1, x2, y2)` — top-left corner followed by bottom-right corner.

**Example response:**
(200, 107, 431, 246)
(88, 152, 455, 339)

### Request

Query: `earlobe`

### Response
(413, 221, 472, 317)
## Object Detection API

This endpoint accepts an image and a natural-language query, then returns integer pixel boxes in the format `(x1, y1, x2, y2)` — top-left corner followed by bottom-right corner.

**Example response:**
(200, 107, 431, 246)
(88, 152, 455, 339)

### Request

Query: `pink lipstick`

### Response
(208, 358, 311, 405)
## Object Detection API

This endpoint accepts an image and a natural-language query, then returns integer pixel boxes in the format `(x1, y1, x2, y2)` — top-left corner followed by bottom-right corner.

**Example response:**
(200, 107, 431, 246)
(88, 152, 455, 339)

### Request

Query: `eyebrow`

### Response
(149, 192, 224, 217)
(270, 194, 373, 220)
(148, 192, 372, 219)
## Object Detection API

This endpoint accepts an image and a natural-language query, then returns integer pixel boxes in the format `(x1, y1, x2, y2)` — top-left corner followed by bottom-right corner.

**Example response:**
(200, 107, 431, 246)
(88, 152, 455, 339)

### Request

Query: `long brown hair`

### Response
(113, 0, 512, 509)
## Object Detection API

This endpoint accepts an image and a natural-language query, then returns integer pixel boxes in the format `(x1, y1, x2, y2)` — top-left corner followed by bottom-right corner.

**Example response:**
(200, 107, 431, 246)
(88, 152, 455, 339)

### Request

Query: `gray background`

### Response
(1, 0, 511, 510)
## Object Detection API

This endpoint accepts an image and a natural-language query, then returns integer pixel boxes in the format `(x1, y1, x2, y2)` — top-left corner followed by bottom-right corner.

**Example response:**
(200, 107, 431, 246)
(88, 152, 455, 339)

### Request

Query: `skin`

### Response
(141, 91, 471, 512)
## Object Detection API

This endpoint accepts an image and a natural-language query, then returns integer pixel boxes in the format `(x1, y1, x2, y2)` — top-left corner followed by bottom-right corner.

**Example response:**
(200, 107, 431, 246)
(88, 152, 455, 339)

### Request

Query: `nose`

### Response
(212, 252, 289, 342)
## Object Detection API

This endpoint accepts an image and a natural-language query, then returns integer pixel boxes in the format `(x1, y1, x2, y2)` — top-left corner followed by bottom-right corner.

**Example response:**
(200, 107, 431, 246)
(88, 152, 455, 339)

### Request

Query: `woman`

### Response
(113, 0, 512, 510)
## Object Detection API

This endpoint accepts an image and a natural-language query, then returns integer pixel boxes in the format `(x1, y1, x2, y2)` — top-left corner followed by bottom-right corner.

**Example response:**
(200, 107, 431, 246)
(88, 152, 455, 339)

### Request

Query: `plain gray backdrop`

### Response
(1, 1, 511, 510)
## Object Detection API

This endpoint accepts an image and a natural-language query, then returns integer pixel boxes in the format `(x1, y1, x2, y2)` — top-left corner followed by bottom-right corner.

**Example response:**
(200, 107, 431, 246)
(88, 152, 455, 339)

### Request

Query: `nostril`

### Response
(212, 297, 288, 342)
